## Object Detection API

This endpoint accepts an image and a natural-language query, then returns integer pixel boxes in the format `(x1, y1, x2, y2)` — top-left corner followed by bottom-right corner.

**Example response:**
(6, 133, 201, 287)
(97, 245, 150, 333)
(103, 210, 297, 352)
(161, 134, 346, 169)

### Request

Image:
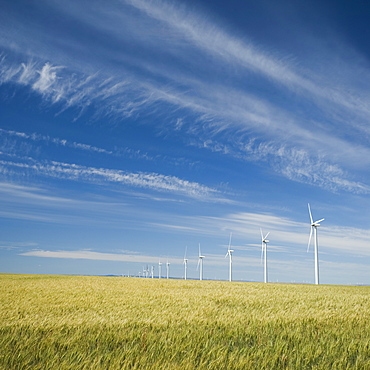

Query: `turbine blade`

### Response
(261, 242, 264, 264)
(316, 218, 325, 224)
(260, 228, 263, 240)
(184, 246, 187, 259)
(198, 243, 201, 258)
(308, 203, 314, 224)
(307, 227, 313, 252)
(228, 232, 232, 252)
(265, 232, 270, 239)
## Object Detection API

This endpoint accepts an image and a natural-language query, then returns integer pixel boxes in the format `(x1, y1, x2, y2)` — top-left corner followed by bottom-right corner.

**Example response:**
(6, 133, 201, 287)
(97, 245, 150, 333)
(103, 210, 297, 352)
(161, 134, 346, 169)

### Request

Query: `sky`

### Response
(0, 0, 369, 285)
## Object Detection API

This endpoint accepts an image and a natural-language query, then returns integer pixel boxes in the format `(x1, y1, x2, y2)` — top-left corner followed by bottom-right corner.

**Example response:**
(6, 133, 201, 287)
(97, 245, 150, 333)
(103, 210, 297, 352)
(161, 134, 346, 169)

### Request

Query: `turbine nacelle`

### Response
(260, 229, 270, 245)
(311, 218, 324, 228)
(225, 249, 234, 257)
(198, 243, 205, 260)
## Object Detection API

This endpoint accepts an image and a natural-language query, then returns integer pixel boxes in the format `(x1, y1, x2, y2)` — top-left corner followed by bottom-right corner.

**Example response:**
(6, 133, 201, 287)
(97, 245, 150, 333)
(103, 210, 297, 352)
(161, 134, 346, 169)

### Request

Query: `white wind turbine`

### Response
(158, 260, 162, 279)
(224, 233, 234, 282)
(166, 260, 170, 279)
(260, 229, 270, 283)
(183, 246, 188, 280)
(307, 203, 325, 285)
(143, 265, 149, 278)
(197, 244, 205, 281)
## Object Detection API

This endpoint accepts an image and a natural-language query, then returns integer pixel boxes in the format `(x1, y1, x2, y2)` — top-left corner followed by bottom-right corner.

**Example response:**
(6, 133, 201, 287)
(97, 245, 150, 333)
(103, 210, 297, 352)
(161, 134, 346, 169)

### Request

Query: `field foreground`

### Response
(0, 274, 369, 369)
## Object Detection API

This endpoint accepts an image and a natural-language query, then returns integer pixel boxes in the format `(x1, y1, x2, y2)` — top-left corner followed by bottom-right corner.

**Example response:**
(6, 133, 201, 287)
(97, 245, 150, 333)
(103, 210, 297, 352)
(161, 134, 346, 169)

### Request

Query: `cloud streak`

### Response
(0, 157, 220, 201)
(0, 128, 112, 155)
(199, 138, 370, 194)
(20, 249, 183, 265)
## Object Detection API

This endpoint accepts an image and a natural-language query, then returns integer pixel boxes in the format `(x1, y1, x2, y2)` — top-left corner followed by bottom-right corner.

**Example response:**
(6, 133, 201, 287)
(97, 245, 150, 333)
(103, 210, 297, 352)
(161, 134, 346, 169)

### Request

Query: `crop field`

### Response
(0, 274, 369, 369)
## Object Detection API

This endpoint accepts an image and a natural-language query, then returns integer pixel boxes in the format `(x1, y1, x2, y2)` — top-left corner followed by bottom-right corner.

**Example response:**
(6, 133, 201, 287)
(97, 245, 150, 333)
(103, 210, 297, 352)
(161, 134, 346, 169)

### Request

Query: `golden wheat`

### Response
(0, 274, 369, 369)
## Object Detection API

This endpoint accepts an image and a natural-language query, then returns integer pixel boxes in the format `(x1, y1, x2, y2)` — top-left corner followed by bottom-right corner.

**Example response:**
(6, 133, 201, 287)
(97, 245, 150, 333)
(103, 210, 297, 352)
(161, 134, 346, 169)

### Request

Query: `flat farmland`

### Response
(0, 274, 369, 369)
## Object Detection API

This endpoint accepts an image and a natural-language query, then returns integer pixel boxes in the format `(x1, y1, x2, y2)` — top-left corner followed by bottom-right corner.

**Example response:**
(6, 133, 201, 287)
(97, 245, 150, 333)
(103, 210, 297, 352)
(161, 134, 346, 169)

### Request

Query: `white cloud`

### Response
(1, 0, 370, 196)
(0, 128, 113, 155)
(124, 0, 370, 133)
(32, 63, 63, 94)
(0, 157, 220, 200)
(197, 138, 370, 194)
(20, 249, 183, 264)
(3, 57, 365, 196)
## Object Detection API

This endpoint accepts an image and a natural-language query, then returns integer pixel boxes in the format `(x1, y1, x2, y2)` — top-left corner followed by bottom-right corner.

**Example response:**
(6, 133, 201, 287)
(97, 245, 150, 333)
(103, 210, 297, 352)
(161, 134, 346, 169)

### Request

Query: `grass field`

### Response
(0, 274, 369, 369)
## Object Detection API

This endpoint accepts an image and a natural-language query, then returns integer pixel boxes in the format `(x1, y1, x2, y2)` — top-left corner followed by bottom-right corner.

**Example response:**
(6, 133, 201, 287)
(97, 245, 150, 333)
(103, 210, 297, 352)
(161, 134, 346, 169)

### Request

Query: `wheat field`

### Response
(0, 274, 369, 369)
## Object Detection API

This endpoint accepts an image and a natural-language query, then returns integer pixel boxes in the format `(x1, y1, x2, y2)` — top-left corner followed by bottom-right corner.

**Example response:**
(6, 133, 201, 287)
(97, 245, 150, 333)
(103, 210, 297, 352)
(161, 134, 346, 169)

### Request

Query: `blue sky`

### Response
(0, 0, 369, 284)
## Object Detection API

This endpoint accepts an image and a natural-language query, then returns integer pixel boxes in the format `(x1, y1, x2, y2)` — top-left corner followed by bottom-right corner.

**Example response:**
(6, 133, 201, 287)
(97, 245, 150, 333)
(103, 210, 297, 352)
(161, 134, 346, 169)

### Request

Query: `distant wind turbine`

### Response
(151, 265, 154, 279)
(197, 244, 205, 281)
(183, 246, 188, 280)
(143, 265, 149, 278)
(260, 229, 270, 283)
(307, 203, 325, 285)
(224, 232, 234, 282)
(166, 260, 170, 279)
(158, 260, 162, 279)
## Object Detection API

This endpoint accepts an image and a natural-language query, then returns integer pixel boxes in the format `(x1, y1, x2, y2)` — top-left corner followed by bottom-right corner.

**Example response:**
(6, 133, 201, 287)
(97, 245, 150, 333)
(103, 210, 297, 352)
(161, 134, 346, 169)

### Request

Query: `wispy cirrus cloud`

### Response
(199, 138, 370, 194)
(2, 0, 370, 135)
(0, 156, 221, 201)
(0, 128, 192, 166)
(1, 0, 370, 196)
(2, 56, 369, 196)
(0, 58, 150, 118)
(0, 128, 112, 155)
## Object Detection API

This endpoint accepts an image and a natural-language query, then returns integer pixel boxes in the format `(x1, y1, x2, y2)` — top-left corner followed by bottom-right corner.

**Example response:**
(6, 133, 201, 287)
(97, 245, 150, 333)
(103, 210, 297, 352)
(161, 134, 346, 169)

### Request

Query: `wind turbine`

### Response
(197, 244, 205, 281)
(158, 260, 162, 279)
(307, 203, 325, 285)
(183, 246, 188, 280)
(143, 266, 149, 278)
(224, 232, 234, 282)
(166, 260, 170, 279)
(151, 265, 154, 279)
(260, 229, 270, 283)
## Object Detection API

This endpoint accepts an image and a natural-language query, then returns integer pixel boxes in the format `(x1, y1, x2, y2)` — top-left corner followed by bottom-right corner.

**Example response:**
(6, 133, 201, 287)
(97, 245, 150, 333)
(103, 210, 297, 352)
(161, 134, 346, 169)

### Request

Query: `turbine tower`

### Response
(166, 260, 170, 279)
(183, 246, 188, 280)
(308, 203, 325, 285)
(260, 229, 270, 283)
(224, 232, 234, 282)
(197, 244, 205, 281)
(158, 260, 162, 279)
